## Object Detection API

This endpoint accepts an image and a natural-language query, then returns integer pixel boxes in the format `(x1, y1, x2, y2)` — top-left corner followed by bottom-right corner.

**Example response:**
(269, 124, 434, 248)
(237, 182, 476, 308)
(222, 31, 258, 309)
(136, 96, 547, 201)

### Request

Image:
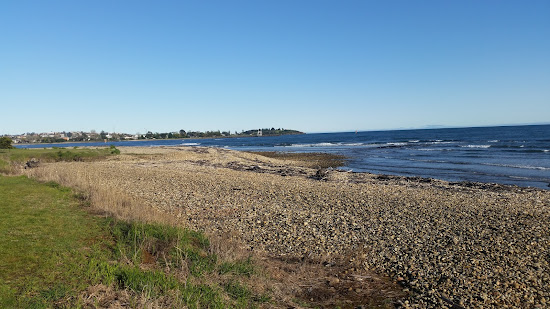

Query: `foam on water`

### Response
(482, 163, 550, 171)
(285, 142, 337, 147)
(285, 142, 368, 148)
(428, 141, 454, 145)
(462, 145, 491, 149)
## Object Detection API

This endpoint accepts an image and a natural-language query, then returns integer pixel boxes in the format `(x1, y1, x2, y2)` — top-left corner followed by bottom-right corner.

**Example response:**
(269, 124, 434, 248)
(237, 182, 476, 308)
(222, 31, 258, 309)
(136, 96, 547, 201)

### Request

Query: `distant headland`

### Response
(6, 128, 304, 144)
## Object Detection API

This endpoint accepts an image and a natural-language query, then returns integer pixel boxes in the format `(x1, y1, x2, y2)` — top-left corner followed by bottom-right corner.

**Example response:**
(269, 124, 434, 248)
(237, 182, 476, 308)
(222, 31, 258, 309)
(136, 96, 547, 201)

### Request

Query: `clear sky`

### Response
(1, 0, 549, 135)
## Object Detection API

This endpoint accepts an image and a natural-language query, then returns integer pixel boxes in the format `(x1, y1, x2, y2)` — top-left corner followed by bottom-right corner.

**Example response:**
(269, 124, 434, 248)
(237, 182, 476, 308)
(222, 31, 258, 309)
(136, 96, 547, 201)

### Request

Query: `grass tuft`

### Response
(219, 257, 255, 277)
(224, 280, 251, 299)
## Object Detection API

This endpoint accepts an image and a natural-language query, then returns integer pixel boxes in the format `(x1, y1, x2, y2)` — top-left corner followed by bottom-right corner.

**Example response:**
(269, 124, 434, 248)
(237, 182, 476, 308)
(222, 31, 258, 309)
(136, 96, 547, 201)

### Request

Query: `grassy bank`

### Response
(0, 146, 120, 174)
(0, 176, 271, 308)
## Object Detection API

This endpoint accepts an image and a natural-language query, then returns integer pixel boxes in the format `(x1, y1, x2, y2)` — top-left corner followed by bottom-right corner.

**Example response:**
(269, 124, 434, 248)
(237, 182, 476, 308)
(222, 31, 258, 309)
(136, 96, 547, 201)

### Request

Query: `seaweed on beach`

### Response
(247, 151, 346, 169)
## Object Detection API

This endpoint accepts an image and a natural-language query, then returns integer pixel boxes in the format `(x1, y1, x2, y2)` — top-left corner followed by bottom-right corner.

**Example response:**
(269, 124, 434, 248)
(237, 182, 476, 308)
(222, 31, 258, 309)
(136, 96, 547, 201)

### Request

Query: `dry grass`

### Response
(258, 257, 404, 308)
(25, 166, 177, 225)
(79, 284, 181, 309)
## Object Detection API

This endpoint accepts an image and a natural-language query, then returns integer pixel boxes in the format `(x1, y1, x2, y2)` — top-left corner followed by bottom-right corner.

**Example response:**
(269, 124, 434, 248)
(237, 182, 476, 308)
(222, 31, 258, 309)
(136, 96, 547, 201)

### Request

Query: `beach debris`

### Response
(311, 168, 330, 180)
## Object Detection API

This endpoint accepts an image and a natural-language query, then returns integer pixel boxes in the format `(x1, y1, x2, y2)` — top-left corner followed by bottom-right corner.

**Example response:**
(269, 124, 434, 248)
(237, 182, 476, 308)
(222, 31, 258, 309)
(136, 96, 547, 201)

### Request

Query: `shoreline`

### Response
(250, 150, 549, 192)
(24, 146, 550, 307)
(13, 143, 549, 191)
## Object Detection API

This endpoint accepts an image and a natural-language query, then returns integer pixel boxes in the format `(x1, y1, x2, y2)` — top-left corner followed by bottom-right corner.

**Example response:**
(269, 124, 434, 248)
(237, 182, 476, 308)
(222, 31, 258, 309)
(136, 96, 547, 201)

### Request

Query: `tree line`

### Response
(139, 128, 303, 139)
(6, 128, 304, 144)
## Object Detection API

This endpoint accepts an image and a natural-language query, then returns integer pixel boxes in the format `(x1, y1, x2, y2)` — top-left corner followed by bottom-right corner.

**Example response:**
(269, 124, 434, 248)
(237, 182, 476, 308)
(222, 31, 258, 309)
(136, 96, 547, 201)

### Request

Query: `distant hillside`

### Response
(241, 128, 304, 136)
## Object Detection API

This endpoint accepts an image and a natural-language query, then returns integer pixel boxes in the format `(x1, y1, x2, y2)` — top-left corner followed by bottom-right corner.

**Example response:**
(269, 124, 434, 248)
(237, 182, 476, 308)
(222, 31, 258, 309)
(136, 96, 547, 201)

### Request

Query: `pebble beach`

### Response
(28, 146, 550, 308)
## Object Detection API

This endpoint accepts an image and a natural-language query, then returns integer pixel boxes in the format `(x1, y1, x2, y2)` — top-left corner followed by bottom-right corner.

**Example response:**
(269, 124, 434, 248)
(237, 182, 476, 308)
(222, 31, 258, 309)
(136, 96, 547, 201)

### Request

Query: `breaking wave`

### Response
(482, 163, 550, 171)
(462, 145, 491, 149)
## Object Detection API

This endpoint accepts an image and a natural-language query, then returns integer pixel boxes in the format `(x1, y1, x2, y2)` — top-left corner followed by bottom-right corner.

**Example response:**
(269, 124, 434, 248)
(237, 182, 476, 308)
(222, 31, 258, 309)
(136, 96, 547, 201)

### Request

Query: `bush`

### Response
(0, 137, 13, 149)
(109, 145, 120, 154)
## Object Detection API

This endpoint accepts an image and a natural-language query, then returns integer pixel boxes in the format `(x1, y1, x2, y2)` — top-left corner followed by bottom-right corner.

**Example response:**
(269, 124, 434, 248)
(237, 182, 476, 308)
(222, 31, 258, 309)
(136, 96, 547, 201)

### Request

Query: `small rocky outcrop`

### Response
(25, 158, 40, 169)
(311, 168, 330, 181)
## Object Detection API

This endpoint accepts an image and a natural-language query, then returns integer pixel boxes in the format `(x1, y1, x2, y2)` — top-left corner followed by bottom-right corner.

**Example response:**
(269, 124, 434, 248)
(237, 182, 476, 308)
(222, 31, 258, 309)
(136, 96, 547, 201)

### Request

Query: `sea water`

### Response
(17, 125, 550, 189)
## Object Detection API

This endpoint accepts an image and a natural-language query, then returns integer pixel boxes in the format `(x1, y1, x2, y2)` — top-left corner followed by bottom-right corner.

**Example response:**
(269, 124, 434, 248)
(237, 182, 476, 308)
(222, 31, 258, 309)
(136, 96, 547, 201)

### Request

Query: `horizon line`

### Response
(3, 122, 550, 136)
(305, 122, 550, 134)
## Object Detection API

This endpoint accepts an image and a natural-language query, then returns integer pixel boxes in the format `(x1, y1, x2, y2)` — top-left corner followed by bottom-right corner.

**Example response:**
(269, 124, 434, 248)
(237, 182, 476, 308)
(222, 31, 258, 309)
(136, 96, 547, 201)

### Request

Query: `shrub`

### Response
(109, 145, 120, 154)
(0, 137, 14, 149)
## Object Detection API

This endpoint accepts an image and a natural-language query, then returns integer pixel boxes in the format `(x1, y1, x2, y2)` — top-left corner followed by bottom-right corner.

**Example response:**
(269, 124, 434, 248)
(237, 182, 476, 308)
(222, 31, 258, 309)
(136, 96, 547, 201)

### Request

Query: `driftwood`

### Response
(311, 168, 330, 181)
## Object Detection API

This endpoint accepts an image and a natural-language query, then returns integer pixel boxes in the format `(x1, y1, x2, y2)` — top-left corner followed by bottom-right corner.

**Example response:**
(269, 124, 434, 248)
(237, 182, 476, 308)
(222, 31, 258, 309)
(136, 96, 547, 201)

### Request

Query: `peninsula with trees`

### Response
(4, 128, 304, 144)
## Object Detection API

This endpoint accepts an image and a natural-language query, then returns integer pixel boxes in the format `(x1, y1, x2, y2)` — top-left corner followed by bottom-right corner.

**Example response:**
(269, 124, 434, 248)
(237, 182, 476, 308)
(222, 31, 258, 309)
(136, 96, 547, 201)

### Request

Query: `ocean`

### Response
(17, 124, 550, 189)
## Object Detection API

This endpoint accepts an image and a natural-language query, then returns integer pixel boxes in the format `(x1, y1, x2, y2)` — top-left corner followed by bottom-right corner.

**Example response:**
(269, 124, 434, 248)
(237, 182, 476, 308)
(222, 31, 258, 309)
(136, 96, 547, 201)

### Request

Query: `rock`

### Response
(327, 277, 340, 286)
(25, 158, 40, 169)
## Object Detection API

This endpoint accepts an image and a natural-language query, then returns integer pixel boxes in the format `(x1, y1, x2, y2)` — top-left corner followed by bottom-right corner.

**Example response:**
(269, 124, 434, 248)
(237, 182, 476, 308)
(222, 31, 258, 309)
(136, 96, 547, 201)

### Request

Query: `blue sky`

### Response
(1, 0, 549, 134)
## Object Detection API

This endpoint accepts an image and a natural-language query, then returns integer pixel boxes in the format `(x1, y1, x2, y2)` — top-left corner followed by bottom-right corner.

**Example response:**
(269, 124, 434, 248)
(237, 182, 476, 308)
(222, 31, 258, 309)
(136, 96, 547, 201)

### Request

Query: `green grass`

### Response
(0, 175, 272, 308)
(219, 257, 255, 277)
(0, 146, 119, 173)
(0, 158, 8, 172)
(0, 175, 106, 307)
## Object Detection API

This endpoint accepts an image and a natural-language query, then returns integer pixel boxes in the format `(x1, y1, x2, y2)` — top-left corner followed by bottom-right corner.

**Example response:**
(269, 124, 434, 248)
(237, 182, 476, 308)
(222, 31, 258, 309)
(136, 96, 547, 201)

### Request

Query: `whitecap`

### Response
(309, 142, 337, 147)
(284, 143, 334, 147)
(462, 145, 491, 149)
(285, 142, 367, 148)
(509, 176, 530, 180)
(483, 163, 550, 171)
